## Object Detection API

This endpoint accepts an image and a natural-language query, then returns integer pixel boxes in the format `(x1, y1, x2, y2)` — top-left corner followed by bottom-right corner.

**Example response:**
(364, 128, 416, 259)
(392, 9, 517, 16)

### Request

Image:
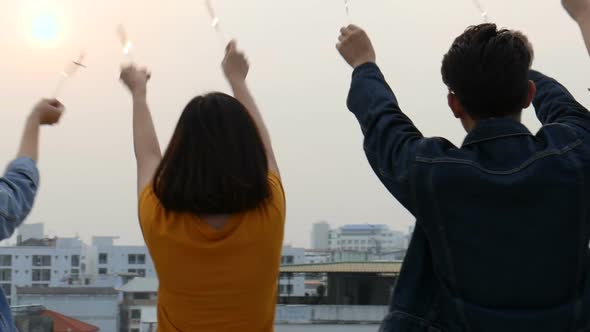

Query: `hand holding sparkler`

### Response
(32, 99, 65, 126)
(336, 25, 376, 69)
(563, 0, 590, 22)
(222, 40, 249, 83)
(120, 65, 151, 97)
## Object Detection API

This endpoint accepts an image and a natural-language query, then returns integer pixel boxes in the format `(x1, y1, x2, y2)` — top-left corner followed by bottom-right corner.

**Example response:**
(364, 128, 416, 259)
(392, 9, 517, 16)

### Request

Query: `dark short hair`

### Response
(153, 92, 270, 214)
(441, 23, 533, 119)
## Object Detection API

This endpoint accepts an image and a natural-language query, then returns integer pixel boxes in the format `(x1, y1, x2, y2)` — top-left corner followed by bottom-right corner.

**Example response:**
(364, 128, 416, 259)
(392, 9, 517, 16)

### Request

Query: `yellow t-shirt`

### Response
(139, 173, 286, 332)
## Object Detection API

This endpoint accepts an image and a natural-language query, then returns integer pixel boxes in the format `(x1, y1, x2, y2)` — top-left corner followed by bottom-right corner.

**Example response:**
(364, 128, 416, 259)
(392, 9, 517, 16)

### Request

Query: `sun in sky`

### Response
(32, 13, 59, 44)
(22, 0, 62, 46)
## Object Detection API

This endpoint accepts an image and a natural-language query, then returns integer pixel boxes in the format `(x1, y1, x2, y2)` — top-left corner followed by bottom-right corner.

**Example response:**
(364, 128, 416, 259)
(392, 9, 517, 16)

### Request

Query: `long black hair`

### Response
(153, 92, 270, 214)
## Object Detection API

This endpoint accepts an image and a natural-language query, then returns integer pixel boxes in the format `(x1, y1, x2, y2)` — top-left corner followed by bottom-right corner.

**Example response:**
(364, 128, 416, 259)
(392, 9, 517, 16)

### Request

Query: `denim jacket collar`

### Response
(462, 118, 533, 147)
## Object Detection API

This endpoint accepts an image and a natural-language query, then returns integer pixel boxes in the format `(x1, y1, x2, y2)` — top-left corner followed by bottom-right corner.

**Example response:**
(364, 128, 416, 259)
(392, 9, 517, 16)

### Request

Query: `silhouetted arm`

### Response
(529, 70, 590, 133)
(347, 63, 424, 213)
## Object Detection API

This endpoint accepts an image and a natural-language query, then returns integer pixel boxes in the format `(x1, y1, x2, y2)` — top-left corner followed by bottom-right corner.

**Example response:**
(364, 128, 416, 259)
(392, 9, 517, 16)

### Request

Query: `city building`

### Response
(0, 235, 90, 305)
(118, 278, 158, 332)
(279, 246, 306, 297)
(328, 224, 408, 253)
(87, 236, 156, 286)
(16, 287, 119, 331)
(311, 221, 331, 250)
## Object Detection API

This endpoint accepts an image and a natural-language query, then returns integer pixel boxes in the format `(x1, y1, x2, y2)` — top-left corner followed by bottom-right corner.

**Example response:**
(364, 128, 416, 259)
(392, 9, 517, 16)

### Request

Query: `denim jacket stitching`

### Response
(415, 139, 583, 175)
(463, 132, 533, 147)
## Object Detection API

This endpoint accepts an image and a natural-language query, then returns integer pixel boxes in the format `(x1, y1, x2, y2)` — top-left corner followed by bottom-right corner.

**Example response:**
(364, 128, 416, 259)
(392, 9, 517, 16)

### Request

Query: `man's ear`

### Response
(523, 80, 536, 109)
(448, 93, 464, 119)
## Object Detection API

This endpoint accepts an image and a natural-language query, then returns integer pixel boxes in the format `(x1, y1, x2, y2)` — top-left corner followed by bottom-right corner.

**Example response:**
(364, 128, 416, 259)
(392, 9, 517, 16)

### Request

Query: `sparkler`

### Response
(206, 0, 229, 42)
(345, 0, 351, 23)
(117, 24, 134, 61)
(471, 0, 489, 22)
(53, 52, 86, 98)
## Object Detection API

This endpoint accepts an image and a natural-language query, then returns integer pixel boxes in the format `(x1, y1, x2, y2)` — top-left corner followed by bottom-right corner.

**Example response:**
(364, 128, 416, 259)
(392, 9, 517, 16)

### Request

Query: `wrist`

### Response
(131, 87, 147, 99)
(28, 110, 41, 125)
(353, 59, 376, 69)
(228, 77, 247, 88)
(578, 11, 590, 25)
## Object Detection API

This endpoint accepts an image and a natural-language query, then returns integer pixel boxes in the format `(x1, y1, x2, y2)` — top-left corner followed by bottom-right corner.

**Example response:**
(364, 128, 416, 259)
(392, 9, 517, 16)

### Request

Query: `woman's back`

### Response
(139, 172, 285, 332)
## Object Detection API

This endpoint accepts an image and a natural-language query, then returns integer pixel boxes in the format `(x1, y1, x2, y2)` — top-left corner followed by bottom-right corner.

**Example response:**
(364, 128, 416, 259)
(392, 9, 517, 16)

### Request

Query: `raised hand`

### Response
(336, 25, 376, 69)
(563, 0, 590, 22)
(120, 66, 151, 96)
(222, 40, 249, 83)
(32, 99, 64, 126)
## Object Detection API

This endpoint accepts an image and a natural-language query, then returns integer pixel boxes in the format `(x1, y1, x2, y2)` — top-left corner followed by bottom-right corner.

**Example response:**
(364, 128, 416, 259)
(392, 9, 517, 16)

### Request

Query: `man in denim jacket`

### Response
(336, 23, 590, 331)
(0, 100, 63, 331)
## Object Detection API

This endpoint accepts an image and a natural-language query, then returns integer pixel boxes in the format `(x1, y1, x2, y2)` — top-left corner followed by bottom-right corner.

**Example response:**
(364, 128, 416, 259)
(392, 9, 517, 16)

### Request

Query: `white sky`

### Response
(0, 0, 588, 247)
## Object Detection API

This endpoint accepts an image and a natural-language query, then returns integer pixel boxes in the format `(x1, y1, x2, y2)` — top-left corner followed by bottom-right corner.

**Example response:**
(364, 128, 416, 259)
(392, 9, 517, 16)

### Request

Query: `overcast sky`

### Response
(0, 0, 588, 247)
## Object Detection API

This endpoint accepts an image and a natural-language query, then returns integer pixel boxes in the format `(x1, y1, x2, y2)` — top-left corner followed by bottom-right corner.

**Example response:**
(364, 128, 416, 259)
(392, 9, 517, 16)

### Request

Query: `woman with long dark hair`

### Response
(120, 41, 284, 332)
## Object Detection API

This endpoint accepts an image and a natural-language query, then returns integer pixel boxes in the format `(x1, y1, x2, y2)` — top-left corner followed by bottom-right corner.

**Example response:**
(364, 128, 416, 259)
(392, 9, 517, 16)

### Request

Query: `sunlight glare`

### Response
(22, 1, 63, 46)
(32, 13, 59, 44)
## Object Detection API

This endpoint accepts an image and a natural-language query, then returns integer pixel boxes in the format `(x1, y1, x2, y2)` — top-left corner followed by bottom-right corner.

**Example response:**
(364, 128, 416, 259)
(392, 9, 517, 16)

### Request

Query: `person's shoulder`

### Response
(139, 184, 163, 220)
(264, 172, 286, 218)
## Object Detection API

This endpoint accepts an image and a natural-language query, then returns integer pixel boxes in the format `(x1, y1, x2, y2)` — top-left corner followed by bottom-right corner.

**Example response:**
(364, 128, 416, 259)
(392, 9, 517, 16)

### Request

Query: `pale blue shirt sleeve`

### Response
(0, 157, 39, 240)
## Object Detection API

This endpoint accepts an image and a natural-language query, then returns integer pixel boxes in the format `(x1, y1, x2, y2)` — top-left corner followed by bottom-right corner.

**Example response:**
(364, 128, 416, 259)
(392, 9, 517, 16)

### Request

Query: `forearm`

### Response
(0, 159, 39, 240)
(576, 14, 590, 56)
(529, 70, 590, 128)
(347, 63, 422, 212)
(17, 114, 40, 162)
(132, 92, 162, 161)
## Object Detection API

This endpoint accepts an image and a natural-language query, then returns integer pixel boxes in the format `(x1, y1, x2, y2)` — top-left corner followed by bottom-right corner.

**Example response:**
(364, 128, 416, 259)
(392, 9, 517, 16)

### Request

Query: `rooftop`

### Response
(17, 287, 118, 296)
(118, 277, 159, 293)
(280, 262, 402, 274)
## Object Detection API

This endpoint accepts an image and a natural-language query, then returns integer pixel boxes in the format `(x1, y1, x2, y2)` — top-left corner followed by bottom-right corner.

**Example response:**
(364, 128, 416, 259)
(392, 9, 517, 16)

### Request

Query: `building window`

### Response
(128, 269, 146, 277)
(0, 269, 11, 282)
(0, 256, 11, 267)
(281, 256, 294, 265)
(98, 268, 108, 275)
(32, 256, 51, 267)
(98, 253, 108, 264)
(133, 293, 150, 300)
(71, 269, 79, 276)
(71, 255, 80, 267)
(131, 309, 141, 319)
(0, 284, 11, 295)
(128, 254, 137, 265)
(137, 254, 146, 265)
(32, 269, 51, 282)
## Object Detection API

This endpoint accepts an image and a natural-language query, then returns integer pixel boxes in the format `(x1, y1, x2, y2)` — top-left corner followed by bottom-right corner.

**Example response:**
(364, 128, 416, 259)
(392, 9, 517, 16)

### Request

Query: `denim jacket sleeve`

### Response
(0, 157, 40, 240)
(529, 70, 590, 134)
(347, 62, 424, 214)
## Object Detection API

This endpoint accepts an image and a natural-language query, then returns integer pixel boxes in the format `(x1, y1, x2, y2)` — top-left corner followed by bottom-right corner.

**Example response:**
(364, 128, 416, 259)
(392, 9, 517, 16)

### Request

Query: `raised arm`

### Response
(563, 0, 590, 57)
(120, 66, 163, 195)
(529, 70, 590, 133)
(222, 41, 279, 175)
(1, 100, 63, 240)
(337, 25, 424, 213)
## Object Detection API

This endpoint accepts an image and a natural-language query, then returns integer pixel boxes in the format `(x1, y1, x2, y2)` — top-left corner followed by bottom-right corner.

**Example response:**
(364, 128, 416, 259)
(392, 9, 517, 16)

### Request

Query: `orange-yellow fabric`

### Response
(139, 173, 286, 332)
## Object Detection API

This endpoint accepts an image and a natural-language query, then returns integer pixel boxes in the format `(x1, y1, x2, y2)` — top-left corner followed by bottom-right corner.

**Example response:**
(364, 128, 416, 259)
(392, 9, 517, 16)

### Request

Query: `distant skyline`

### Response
(0, 0, 589, 247)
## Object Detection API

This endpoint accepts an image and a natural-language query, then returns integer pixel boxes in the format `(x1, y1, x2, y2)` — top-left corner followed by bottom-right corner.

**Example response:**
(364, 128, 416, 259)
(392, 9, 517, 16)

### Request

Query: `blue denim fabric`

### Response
(0, 157, 40, 332)
(348, 63, 590, 332)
